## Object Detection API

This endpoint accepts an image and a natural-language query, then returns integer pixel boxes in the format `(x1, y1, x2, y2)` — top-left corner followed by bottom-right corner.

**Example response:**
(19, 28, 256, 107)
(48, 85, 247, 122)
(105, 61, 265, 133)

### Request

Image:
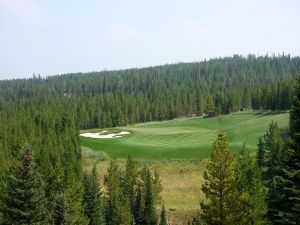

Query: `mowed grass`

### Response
(80, 111, 289, 161)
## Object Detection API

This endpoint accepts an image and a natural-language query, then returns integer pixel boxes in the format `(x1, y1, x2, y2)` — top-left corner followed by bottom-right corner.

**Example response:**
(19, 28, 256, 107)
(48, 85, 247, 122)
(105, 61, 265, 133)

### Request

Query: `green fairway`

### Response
(80, 111, 289, 160)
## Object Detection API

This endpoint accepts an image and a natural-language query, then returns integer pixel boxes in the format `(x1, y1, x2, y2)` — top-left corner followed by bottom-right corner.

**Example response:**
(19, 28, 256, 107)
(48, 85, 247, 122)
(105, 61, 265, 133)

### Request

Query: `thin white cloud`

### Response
(0, 0, 53, 25)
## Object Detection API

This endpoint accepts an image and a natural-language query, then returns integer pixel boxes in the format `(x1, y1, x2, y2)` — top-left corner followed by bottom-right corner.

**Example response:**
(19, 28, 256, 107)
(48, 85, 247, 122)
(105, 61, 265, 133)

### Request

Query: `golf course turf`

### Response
(80, 111, 289, 161)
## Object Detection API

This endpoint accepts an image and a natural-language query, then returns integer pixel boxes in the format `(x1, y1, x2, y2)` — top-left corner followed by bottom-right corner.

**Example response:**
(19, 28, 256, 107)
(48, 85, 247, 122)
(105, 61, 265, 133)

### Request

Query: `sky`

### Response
(0, 0, 299, 79)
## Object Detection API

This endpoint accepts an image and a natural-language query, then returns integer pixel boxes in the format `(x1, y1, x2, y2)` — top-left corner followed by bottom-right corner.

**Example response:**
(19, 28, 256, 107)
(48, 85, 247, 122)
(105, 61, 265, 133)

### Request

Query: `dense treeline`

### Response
(0, 98, 84, 224)
(0, 55, 298, 99)
(0, 55, 299, 130)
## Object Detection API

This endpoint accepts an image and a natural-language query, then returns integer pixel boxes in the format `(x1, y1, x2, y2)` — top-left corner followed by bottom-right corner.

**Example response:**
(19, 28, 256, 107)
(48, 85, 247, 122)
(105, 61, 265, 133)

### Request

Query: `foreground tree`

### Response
(62, 176, 89, 225)
(200, 133, 236, 225)
(122, 156, 138, 213)
(104, 160, 135, 225)
(279, 74, 300, 224)
(134, 183, 143, 225)
(143, 168, 158, 225)
(83, 165, 105, 225)
(257, 121, 287, 224)
(257, 137, 265, 168)
(233, 146, 268, 225)
(2, 146, 49, 225)
(262, 121, 283, 183)
(153, 170, 163, 205)
(54, 191, 65, 225)
(201, 136, 268, 225)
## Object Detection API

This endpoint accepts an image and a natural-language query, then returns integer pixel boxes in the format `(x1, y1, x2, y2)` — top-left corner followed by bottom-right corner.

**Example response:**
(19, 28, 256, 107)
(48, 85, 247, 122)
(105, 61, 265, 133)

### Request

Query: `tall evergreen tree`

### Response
(200, 133, 236, 225)
(134, 183, 143, 225)
(54, 191, 65, 225)
(205, 96, 216, 117)
(2, 146, 49, 225)
(278, 74, 300, 224)
(257, 137, 265, 168)
(233, 146, 268, 225)
(83, 165, 105, 225)
(153, 170, 163, 205)
(62, 176, 89, 225)
(258, 121, 288, 224)
(263, 121, 282, 183)
(122, 156, 138, 213)
(143, 169, 157, 225)
(104, 160, 135, 225)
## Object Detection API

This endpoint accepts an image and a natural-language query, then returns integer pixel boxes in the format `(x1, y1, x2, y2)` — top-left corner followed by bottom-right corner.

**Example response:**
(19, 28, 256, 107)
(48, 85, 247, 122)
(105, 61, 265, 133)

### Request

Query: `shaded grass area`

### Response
(80, 111, 289, 161)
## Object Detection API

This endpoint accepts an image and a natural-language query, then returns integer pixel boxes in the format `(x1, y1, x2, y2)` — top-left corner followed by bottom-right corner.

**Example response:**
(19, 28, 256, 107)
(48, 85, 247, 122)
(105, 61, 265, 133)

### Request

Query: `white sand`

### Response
(80, 130, 130, 139)
(118, 131, 130, 135)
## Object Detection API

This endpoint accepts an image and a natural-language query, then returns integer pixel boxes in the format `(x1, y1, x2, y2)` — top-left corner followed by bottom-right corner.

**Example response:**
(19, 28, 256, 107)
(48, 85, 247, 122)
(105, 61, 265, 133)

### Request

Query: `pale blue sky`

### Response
(0, 0, 299, 79)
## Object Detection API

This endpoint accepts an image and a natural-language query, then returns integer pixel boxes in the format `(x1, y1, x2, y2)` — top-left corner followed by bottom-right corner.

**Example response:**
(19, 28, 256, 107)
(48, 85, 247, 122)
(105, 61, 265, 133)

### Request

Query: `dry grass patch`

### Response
(83, 151, 206, 211)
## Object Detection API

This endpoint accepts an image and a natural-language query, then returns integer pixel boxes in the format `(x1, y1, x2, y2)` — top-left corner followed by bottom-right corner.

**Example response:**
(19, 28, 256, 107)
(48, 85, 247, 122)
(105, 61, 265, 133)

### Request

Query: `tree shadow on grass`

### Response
(252, 110, 288, 118)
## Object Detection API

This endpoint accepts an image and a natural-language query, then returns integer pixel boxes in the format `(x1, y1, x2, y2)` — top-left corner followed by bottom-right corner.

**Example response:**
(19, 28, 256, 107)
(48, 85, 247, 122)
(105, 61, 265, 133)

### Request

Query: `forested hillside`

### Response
(0, 55, 300, 224)
(0, 55, 299, 129)
(0, 98, 85, 224)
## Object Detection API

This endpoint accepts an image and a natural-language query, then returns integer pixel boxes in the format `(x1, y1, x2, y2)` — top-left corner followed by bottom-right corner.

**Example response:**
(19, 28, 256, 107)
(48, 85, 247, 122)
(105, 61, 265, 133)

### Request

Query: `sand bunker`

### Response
(80, 130, 130, 139)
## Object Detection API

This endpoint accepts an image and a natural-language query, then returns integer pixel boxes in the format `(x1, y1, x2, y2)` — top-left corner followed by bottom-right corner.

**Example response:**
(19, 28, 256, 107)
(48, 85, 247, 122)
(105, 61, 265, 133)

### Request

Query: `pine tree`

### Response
(104, 160, 120, 224)
(276, 74, 300, 224)
(122, 156, 138, 213)
(143, 168, 157, 225)
(259, 121, 288, 224)
(153, 169, 163, 205)
(200, 133, 236, 225)
(2, 146, 49, 225)
(233, 146, 268, 225)
(266, 138, 287, 225)
(159, 203, 167, 225)
(134, 183, 143, 225)
(205, 96, 216, 117)
(83, 165, 105, 225)
(0, 145, 9, 221)
(104, 160, 135, 225)
(257, 137, 265, 168)
(62, 177, 89, 225)
(51, 160, 65, 225)
(263, 121, 282, 183)
(61, 160, 89, 225)
(54, 191, 65, 225)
